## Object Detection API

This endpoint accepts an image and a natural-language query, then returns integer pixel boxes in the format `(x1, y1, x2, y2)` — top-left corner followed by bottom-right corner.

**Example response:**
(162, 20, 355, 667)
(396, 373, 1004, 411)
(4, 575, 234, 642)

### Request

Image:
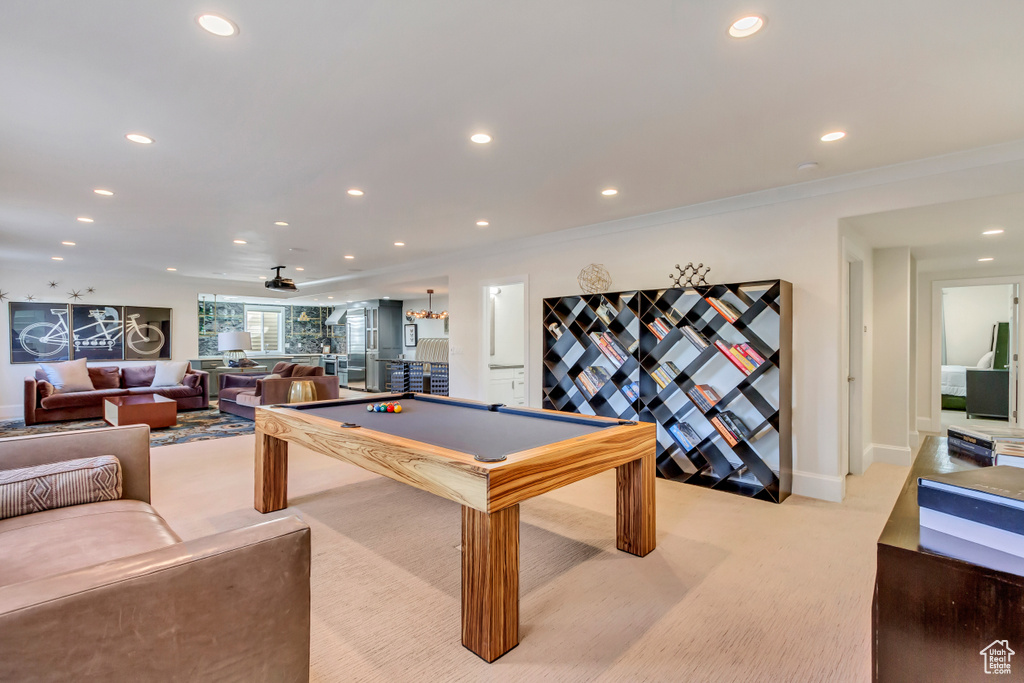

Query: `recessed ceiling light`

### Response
(983, 229, 1005, 235)
(394, 242, 405, 246)
(601, 188, 618, 196)
(61, 241, 75, 246)
(797, 162, 819, 171)
(383, 296, 390, 300)
(344, 255, 355, 259)
(274, 221, 289, 226)
(166, 267, 177, 271)
(196, 14, 238, 37)
(476, 220, 489, 227)
(259, 276, 267, 279)
(233, 239, 247, 244)
(313, 298, 318, 301)
(295, 267, 305, 271)
(821, 131, 846, 142)
(470, 133, 492, 144)
(729, 15, 765, 38)
(93, 189, 114, 196)
(125, 133, 153, 144)
(77, 216, 94, 223)
(347, 300, 353, 303)
(347, 189, 364, 196)
(51, 256, 64, 261)
(978, 257, 995, 262)
(328, 296, 334, 299)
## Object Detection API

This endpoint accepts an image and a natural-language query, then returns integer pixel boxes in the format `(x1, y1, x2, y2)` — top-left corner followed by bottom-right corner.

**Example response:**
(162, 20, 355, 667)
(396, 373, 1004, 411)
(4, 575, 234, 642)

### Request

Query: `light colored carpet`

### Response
(150, 436, 907, 682)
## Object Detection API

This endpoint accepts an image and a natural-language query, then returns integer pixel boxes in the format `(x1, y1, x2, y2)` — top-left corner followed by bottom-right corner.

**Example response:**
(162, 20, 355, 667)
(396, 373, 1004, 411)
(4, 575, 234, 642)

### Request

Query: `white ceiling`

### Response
(2, 0, 1024, 288)
(845, 191, 1024, 273)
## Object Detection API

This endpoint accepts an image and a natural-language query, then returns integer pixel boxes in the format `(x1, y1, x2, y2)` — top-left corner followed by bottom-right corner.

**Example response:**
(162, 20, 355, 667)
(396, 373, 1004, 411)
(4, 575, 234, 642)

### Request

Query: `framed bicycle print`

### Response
(123, 306, 172, 359)
(9, 302, 71, 364)
(71, 304, 124, 361)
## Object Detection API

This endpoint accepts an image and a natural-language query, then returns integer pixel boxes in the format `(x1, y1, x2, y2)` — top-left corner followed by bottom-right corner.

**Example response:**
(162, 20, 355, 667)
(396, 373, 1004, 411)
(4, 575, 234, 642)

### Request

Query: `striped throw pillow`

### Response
(0, 456, 122, 520)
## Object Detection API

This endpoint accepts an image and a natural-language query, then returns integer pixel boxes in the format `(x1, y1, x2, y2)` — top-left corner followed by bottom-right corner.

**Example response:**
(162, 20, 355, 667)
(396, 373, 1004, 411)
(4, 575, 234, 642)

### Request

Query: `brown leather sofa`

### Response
(219, 363, 338, 420)
(0, 425, 311, 681)
(24, 364, 210, 426)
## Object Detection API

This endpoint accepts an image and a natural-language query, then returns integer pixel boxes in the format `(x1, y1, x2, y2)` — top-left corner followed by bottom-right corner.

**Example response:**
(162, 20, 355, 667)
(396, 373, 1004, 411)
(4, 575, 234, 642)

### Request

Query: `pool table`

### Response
(253, 393, 656, 662)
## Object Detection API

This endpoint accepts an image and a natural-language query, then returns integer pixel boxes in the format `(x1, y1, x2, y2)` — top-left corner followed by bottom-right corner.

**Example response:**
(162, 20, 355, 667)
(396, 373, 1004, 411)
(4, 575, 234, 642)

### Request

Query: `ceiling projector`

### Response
(264, 266, 298, 292)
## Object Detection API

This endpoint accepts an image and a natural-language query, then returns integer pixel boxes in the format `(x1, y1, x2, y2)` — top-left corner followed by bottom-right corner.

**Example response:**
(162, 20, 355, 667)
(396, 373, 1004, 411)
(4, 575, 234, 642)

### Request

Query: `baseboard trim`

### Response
(0, 404, 20, 421)
(917, 416, 941, 434)
(871, 443, 914, 467)
(792, 470, 845, 503)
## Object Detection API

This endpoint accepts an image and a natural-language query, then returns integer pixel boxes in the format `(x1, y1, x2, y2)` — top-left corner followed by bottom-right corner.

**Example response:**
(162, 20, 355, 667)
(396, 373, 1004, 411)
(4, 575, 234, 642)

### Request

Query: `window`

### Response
(245, 306, 284, 353)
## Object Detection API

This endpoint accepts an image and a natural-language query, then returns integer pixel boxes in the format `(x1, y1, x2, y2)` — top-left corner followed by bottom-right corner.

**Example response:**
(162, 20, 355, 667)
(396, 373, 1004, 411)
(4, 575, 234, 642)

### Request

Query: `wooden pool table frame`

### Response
(253, 394, 656, 662)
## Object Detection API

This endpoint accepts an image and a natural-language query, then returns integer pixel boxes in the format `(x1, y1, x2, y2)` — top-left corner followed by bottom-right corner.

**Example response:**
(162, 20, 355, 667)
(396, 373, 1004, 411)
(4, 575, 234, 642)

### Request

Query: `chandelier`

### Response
(406, 289, 448, 320)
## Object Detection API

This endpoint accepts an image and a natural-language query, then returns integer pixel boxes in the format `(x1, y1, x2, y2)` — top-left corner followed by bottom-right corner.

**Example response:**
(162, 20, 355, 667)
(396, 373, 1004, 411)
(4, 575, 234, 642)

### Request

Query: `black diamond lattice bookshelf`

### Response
(542, 279, 792, 503)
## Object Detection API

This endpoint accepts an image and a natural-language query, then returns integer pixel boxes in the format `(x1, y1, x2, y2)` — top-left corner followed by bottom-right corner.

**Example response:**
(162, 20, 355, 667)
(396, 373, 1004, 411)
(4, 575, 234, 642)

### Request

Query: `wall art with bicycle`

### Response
(9, 302, 172, 364)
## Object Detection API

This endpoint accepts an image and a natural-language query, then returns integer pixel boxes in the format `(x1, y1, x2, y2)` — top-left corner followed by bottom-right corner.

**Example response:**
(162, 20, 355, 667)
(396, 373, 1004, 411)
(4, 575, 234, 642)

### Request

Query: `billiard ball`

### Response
(366, 404, 374, 412)
(394, 404, 402, 413)
(387, 404, 394, 413)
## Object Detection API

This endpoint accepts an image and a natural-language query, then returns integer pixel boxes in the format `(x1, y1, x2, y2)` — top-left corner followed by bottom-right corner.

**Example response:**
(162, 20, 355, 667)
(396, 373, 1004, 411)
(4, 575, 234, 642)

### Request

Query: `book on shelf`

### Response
(668, 422, 702, 451)
(575, 365, 611, 399)
(647, 321, 667, 341)
(589, 331, 627, 366)
(695, 384, 722, 405)
(738, 342, 766, 365)
(627, 339, 639, 354)
(621, 381, 640, 402)
(685, 387, 712, 412)
(714, 340, 751, 375)
(710, 416, 738, 447)
(718, 411, 750, 441)
(728, 347, 757, 373)
(918, 466, 1024, 560)
(681, 325, 710, 351)
(705, 297, 742, 323)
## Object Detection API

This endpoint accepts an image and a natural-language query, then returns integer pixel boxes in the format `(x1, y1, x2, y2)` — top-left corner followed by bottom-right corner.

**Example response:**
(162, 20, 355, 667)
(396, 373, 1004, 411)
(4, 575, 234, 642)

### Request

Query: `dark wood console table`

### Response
(873, 436, 1024, 681)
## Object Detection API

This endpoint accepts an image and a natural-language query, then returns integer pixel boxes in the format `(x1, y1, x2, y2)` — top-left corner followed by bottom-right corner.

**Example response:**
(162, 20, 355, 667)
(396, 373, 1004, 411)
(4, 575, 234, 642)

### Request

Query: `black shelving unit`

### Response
(542, 280, 791, 503)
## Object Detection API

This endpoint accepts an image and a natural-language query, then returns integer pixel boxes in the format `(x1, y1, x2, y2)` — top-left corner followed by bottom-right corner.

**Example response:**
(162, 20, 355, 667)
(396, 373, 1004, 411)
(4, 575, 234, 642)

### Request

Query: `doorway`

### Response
(937, 282, 1018, 428)
(841, 252, 866, 475)
(481, 280, 527, 405)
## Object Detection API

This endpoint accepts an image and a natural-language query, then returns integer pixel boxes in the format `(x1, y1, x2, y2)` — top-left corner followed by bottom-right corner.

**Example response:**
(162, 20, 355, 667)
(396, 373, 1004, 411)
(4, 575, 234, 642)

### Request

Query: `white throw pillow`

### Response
(40, 358, 94, 393)
(151, 361, 190, 387)
(977, 351, 995, 369)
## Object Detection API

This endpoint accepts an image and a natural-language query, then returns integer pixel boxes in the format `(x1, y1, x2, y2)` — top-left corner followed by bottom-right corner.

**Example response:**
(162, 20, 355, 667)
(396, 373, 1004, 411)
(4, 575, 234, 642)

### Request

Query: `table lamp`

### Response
(218, 331, 252, 367)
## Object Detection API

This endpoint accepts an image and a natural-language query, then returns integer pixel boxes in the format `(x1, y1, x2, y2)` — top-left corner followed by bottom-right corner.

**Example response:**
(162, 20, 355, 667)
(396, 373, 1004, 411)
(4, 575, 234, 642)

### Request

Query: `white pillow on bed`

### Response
(977, 351, 995, 369)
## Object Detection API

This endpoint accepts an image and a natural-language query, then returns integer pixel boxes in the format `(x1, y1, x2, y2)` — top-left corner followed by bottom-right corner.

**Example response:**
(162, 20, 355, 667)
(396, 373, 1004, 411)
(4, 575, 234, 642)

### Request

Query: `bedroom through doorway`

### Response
(939, 283, 1018, 428)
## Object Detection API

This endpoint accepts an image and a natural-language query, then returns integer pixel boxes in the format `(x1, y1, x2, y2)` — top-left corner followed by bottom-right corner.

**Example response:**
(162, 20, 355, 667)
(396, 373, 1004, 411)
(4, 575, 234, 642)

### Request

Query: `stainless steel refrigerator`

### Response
(346, 308, 366, 387)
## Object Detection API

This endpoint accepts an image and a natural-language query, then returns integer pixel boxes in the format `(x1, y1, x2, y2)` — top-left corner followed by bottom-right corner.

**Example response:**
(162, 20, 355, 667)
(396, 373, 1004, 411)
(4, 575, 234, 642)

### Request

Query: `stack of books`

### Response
(995, 443, 1024, 468)
(647, 317, 673, 341)
(685, 384, 721, 412)
(668, 422, 702, 451)
(681, 325, 710, 351)
(705, 297, 742, 323)
(709, 411, 750, 447)
(650, 361, 681, 389)
(589, 331, 628, 367)
(713, 340, 765, 375)
(620, 381, 640, 402)
(574, 366, 611, 399)
(947, 425, 1024, 465)
(918, 466, 1024, 566)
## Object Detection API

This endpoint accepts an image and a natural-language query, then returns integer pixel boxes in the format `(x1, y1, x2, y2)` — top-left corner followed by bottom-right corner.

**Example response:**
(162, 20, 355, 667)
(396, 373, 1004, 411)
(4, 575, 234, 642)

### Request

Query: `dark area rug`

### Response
(0, 407, 254, 447)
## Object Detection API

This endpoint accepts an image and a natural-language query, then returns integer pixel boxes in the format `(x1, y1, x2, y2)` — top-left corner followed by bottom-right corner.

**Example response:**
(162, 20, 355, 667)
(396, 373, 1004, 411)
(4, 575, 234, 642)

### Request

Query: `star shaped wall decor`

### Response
(0, 291, 8, 302)
(86, 287, 95, 294)
(48, 281, 59, 288)
(68, 290, 82, 301)
(25, 295, 36, 301)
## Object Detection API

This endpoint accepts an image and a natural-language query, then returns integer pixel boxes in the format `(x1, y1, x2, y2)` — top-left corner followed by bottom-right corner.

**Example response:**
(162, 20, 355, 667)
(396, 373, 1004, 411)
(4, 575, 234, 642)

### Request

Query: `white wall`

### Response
(942, 284, 1013, 366)
(871, 247, 914, 465)
(490, 283, 524, 366)
(401, 295, 449, 359)
(0, 263, 266, 419)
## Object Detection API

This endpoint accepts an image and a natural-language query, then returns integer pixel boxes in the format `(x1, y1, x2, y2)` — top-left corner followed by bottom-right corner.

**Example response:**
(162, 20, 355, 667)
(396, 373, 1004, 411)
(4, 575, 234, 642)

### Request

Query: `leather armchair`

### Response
(0, 426, 311, 682)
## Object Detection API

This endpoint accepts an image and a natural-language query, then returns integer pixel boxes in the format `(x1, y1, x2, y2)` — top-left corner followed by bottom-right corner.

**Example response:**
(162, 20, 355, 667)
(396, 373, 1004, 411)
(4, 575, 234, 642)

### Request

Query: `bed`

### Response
(940, 364, 968, 411)
(941, 321, 1009, 413)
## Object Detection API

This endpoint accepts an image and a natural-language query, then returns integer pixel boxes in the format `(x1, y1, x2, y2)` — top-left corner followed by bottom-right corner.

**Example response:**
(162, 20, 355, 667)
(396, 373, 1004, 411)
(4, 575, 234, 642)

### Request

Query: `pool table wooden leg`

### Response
(255, 430, 288, 513)
(616, 453, 656, 557)
(461, 504, 519, 662)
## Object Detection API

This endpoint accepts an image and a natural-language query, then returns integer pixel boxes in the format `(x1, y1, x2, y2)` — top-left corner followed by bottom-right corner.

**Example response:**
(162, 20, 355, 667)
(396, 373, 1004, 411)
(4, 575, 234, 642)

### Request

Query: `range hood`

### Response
(325, 307, 347, 326)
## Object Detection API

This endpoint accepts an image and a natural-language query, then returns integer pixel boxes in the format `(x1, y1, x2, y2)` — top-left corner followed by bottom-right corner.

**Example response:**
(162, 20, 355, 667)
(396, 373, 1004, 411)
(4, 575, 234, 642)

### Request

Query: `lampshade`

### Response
(218, 331, 252, 352)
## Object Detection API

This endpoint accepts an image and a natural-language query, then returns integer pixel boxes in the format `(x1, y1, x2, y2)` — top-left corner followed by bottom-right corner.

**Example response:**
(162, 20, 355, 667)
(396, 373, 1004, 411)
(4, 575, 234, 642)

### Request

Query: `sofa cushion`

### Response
(183, 372, 201, 389)
(271, 362, 296, 377)
(122, 364, 156, 388)
(0, 455, 122, 521)
(127, 385, 199, 399)
(0, 499, 180, 587)
(40, 388, 127, 410)
(219, 387, 248, 402)
(236, 391, 262, 407)
(151, 361, 189, 387)
(41, 359, 94, 393)
(291, 364, 324, 377)
(37, 381, 55, 400)
(88, 365, 122, 390)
